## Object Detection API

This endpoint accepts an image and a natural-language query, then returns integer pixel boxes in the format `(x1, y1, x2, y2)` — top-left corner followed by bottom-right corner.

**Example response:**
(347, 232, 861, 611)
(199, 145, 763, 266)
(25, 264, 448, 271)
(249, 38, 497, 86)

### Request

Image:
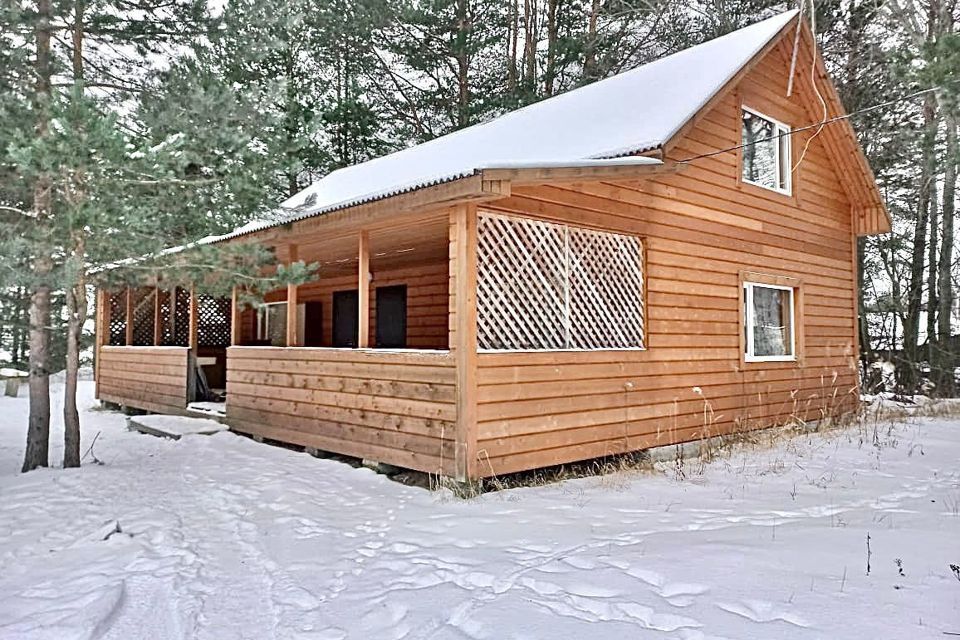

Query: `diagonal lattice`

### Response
(157, 287, 189, 347)
(157, 288, 172, 346)
(476, 211, 644, 351)
(197, 295, 232, 347)
(567, 227, 644, 349)
(108, 290, 127, 346)
(170, 288, 191, 346)
(477, 213, 566, 350)
(131, 288, 156, 346)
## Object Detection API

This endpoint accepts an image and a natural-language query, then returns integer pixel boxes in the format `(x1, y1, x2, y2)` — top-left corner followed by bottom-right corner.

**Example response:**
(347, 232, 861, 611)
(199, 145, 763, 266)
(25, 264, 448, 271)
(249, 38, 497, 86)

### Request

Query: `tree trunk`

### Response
(284, 47, 299, 197)
(544, 0, 558, 96)
(455, 0, 470, 129)
(900, 94, 938, 392)
(506, 0, 518, 92)
(62, 0, 88, 468)
(926, 183, 939, 358)
(63, 280, 85, 467)
(23, 271, 51, 472)
(583, 0, 600, 81)
(934, 116, 958, 396)
(72, 0, 84, 80)
(522, 0, 537, 89)
(23, 0, 53, 474)
(11, 287, 26, 369)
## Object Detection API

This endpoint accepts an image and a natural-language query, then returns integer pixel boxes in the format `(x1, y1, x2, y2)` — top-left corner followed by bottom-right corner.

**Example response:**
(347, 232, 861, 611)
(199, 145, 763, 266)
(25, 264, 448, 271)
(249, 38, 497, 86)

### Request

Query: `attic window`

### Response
(741, 108, 791, 194)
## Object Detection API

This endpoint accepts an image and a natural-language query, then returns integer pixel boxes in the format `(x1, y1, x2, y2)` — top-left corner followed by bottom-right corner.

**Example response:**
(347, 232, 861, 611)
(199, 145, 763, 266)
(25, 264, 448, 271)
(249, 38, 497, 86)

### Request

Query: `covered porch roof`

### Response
(201, 157, 673, 248)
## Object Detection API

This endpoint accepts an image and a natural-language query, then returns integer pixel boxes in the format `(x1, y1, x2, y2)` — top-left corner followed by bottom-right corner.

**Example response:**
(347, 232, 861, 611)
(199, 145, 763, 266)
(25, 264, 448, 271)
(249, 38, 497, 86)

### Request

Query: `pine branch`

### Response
(0, 205, 31, 216)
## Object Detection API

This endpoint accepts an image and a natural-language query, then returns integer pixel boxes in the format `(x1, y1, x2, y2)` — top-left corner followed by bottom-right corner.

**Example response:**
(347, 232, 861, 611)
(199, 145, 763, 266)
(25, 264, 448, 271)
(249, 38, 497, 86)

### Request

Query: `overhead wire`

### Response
(676, 85, 946, 165)
(793, 0, 829, 172)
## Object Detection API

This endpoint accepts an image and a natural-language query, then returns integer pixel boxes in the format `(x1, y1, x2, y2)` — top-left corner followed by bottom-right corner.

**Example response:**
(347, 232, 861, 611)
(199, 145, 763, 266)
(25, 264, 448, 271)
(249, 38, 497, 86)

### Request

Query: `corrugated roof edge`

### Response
(654, 9, 798, 149)
(207, 155, 664, 244)
(208, 169, 478, 244)
(98, 157, 662, 272)
(206, 10, 800, 246)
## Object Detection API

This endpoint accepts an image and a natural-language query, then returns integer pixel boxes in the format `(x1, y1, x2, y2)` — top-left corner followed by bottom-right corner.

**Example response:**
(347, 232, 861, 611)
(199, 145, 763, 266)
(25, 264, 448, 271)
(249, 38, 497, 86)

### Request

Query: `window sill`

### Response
(744, 355, 797, 363)
(741, 177, 792, 197)
(478, 347, 647, 354)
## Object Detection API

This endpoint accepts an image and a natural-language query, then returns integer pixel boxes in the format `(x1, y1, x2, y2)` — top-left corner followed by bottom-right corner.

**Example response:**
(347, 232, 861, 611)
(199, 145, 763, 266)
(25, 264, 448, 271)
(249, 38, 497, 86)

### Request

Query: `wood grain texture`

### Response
(96, 346, 191, 415)
(225, 347, 457, 475)
(450, 204, 479, 480)
(471, 40, 859, 478)
(256, 262, 450, 349)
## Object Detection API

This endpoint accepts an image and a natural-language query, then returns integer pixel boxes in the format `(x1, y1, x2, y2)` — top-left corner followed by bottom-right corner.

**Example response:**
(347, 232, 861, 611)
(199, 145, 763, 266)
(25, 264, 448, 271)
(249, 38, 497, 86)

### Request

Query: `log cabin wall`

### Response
(471, 38, 858, 477)
(246, 261, 449, 349)
(97, 346, 192, 415)
(225, 347, 457, 475)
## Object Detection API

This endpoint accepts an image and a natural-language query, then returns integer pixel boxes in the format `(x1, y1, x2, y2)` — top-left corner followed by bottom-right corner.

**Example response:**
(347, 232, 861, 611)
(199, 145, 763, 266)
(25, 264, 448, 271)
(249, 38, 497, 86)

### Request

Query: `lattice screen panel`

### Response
(171, 288, 191, 346)
(568, 228, 645, 349)
(477, 213, 566, 350)
(477, 211, 644, 351)
(156, 287, 189, 346)
(197, 295, 232, 347)
(108, 291, 127, 346)
(131, 288, 156, 346)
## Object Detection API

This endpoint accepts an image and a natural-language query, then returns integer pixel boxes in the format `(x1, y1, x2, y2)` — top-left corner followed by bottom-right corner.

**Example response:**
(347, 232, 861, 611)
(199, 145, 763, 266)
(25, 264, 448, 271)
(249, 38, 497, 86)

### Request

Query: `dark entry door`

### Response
(332, 290, 358, 347)
(376, 285, 407, 348)
(303, 301, 323, 347)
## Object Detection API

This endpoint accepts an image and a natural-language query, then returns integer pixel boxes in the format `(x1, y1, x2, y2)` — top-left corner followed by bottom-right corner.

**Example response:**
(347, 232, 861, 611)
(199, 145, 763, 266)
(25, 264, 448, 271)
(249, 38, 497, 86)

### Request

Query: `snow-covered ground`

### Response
(1, 382, 958, 639)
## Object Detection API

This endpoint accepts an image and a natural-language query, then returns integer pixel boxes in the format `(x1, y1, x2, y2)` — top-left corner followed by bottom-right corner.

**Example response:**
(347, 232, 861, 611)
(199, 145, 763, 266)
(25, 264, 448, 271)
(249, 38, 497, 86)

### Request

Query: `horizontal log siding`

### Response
(96, 346, 190, 414)
(226, 347, 457, 474)
(259, 262, 448, 349)
(473, 40, 858, 477)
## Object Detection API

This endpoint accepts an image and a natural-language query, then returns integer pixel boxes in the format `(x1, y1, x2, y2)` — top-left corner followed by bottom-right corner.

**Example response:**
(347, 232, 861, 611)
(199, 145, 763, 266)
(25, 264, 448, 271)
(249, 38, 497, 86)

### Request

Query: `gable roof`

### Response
(202, 8, 886, 245)
(280, 10, 797, 220)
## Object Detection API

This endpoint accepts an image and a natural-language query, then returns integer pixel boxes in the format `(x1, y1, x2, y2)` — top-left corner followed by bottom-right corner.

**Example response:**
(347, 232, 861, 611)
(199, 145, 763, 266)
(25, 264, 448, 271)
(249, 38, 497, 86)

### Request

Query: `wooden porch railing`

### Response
(97, 346, 192, 415)
(226, 347, 457, 475)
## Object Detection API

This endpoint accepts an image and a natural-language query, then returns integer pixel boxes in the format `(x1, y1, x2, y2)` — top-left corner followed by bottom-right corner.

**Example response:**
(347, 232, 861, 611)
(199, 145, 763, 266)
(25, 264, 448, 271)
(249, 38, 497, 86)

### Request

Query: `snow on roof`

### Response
(205, 10, 797, 244)
(208, 157, 663, 243)
(278, 11, 796, 212)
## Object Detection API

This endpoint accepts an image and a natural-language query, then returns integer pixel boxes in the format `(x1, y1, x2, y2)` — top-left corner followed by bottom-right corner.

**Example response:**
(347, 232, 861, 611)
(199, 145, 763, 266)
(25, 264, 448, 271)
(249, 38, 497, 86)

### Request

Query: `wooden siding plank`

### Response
(225, 346, 457, 474)
(468, 39, 859, 478)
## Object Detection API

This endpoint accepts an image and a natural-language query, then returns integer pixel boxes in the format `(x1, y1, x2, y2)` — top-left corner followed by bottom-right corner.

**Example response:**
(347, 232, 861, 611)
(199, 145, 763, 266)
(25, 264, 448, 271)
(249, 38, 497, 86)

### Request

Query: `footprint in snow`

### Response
(616, 602, 703, 632)
(716, 599, 810, 628)
(273, 584, 320, 610)
(624, 567, 710, 607)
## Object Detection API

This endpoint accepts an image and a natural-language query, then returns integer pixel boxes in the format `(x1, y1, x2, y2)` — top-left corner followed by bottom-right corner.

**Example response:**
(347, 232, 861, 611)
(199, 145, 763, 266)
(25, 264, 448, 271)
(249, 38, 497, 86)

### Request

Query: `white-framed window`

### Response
(256, 302, 287, 346)
(257, 302, 306, 346)
(741, 107, 791, 195)
(744, 282, 795, 361)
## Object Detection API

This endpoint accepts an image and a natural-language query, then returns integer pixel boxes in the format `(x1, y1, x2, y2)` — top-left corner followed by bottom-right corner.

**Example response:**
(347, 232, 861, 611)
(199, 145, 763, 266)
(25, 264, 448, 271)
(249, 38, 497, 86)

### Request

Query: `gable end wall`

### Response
(472, 40, 858, 477)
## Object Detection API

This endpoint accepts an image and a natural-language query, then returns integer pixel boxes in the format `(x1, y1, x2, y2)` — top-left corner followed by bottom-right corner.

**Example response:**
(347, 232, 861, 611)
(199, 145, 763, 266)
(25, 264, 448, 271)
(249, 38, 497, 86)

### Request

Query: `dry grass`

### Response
(427, 384, 960, 499)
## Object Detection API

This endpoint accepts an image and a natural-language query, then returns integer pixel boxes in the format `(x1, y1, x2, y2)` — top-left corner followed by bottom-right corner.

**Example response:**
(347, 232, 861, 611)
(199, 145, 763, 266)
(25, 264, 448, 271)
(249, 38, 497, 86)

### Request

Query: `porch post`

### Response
(94, 288, 108, 387)
(450, 204, 479, 481)
(286, 244, 300, 347)
(357, 231, 370, 348)
(153, 287, 162, 345)
(124, 287, 134, 346)
(188, 285, 199, 352)
(231, 286, 242, 346)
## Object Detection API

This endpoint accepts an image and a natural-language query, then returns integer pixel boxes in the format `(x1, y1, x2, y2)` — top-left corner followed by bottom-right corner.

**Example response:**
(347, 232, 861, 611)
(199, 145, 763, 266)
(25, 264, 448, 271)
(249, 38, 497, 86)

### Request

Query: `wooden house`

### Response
(94, 11, 889, 481)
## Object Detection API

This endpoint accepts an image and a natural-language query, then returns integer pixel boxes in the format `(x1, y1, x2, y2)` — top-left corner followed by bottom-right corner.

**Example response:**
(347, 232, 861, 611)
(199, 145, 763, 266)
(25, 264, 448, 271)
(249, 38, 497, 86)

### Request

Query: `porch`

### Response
(95, 208, 471, 476)
(95, 165, 665, 481)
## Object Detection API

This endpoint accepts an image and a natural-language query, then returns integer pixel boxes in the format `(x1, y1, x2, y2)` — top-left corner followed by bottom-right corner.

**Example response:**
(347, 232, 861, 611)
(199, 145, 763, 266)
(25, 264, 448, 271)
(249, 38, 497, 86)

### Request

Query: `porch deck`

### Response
(94, 209, 465, 477)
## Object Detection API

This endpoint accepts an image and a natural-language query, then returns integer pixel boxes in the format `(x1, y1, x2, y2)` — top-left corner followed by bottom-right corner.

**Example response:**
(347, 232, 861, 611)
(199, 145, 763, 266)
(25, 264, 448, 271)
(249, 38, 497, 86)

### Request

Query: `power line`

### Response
(677, 84, 944, 164)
